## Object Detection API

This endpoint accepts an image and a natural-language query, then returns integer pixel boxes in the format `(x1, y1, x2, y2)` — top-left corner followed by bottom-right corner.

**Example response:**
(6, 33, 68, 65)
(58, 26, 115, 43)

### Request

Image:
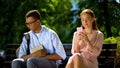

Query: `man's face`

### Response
(25, 17, 38, 31)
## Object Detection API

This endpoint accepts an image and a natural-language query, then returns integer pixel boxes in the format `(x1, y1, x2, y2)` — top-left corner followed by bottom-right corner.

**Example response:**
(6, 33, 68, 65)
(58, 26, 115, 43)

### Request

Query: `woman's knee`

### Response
(73, 53, 82, 62)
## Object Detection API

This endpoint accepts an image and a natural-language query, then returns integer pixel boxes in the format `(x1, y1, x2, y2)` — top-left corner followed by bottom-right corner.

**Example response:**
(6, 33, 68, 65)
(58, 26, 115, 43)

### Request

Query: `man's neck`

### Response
(34, 25, 42, 33)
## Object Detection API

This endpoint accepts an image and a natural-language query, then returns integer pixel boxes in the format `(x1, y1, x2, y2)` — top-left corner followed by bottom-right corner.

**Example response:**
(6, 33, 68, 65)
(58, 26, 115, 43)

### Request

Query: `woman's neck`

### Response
(84, 28, 93, 34)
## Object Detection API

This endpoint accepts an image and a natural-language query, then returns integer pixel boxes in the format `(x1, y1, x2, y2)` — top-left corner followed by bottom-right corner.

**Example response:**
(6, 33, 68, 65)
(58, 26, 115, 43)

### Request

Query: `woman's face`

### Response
(80, 13, 94, 29)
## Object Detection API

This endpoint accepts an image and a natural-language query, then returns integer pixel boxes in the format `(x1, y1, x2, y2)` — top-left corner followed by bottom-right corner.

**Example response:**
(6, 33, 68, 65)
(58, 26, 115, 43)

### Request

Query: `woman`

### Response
(65, 9, 104, 68)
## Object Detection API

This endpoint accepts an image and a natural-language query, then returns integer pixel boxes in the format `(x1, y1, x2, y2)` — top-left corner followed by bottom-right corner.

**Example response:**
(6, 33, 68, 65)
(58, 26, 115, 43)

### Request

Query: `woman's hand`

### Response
(79, 32, 93, 50)
(79, 32, 89, 43)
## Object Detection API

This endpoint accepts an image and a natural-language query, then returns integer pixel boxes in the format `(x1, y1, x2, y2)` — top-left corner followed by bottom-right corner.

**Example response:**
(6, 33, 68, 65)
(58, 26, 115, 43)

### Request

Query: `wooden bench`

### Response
(4, 44, 19, 68)
(4, 43, 117, 68)
(59, 43, 117, 68)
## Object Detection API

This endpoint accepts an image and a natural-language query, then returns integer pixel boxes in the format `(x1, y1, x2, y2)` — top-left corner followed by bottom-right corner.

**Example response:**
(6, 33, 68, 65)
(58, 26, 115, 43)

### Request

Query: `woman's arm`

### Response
(71, 32, 81, 54)
(87, 32, 104, 57)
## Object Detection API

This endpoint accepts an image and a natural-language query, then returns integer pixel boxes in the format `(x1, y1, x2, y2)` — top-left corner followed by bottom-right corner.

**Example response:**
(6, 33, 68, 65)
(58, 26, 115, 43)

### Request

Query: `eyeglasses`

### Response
(25, 20, 37, 26)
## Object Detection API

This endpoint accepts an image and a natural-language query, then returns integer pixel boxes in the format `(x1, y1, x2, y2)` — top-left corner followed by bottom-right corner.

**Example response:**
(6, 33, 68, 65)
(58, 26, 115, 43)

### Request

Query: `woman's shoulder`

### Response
(95, 30, 104, 37)
(96, 30, 103, 34)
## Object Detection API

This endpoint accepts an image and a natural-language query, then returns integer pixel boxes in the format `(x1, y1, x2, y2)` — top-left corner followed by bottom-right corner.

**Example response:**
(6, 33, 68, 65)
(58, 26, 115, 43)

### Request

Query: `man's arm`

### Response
(21, 49, 63, 60)
(21, 49, 46, 59)
(44, 54, 63, 60)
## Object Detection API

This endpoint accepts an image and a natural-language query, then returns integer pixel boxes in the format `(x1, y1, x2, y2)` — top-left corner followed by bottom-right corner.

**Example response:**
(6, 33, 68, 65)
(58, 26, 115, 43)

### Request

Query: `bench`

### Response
(4, 44, 19, 68)
(4, 43, 117, 68)
(59, 43, 117, 68)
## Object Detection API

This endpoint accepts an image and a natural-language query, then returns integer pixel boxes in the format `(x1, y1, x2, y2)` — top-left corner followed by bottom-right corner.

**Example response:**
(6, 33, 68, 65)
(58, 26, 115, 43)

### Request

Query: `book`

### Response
(32, 45, 43, 53)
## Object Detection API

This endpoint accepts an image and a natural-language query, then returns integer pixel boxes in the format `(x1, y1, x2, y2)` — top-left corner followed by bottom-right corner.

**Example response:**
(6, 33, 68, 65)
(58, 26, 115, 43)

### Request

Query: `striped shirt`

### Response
(18, 25, 66, 66)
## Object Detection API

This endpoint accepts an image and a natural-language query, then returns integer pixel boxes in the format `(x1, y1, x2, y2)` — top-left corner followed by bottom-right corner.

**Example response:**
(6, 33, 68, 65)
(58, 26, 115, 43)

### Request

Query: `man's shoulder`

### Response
(43, 26, 56, 34)
(25, 31, 32, 34)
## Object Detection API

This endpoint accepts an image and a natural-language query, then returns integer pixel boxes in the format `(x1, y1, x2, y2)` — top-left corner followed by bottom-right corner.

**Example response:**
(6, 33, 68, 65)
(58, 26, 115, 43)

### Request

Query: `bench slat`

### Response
(100, 51, 116, 56)
(102, 43, 117, 49)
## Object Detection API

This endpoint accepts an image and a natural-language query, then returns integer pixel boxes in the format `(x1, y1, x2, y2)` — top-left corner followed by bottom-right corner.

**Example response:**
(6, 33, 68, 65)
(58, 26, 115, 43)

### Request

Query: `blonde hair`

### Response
(80, 9, 98, 30)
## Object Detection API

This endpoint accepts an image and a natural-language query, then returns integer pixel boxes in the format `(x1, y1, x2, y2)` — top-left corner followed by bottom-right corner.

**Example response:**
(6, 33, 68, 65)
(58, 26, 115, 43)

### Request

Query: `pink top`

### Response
(71, 27, 104, 68)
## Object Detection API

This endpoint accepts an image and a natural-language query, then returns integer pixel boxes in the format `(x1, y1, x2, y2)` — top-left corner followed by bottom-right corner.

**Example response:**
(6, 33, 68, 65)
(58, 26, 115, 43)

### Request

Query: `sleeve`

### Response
(18, 37, 28, 58)
(71, 32, 76, 54)
(51, 32, 66, 60)
(71, 32, 80, 54)
(89, 31, 104, 57)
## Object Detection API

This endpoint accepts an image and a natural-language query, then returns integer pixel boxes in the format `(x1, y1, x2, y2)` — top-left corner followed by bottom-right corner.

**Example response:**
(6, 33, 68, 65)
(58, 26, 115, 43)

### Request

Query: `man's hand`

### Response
(37, 49, 46, 57)
(21, 49, 46, 59)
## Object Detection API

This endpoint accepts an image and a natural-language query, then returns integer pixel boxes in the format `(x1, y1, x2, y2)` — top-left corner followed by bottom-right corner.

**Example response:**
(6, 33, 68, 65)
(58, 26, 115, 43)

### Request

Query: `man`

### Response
(11, 10, 66, 68)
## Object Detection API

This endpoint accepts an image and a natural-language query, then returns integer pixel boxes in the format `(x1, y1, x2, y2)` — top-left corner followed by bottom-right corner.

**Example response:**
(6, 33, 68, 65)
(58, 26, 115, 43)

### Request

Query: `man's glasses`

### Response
(25, 20, 37, 26)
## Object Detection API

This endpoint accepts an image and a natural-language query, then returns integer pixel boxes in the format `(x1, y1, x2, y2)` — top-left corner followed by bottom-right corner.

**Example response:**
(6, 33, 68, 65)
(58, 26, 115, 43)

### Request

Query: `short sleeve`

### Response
(51, 32, 66, 60)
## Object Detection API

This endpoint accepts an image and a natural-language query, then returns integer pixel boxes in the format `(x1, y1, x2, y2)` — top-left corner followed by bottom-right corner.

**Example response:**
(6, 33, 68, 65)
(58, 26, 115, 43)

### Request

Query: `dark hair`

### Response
(80, 9, 98, 30)
(25, 10, 41, 20)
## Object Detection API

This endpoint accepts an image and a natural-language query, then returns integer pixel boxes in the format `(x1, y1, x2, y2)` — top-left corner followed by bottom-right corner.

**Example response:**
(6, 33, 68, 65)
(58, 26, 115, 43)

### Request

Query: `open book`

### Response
(32, 45, 43, 53)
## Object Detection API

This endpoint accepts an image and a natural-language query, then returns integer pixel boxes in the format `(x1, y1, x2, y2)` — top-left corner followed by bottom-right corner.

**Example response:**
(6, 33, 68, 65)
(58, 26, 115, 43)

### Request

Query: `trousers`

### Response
(11, 57, 57, 68)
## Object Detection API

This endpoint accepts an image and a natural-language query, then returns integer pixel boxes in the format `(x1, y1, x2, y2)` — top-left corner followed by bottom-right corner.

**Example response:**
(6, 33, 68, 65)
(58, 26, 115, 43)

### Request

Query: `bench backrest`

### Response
(5, 43, 117, 68)
(98, 43, 117, 68)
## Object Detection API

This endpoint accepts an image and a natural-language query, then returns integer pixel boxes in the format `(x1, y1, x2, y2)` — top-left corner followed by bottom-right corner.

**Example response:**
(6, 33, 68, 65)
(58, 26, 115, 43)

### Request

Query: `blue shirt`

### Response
(18, 25, 66, 65)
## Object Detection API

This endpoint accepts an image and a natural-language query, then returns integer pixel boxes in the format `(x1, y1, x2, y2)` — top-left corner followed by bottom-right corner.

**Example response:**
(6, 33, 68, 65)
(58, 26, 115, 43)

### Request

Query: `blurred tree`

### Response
(0, 0, 72, 49)
(77, 0, 120, 38)
(0, 0, 120, 49)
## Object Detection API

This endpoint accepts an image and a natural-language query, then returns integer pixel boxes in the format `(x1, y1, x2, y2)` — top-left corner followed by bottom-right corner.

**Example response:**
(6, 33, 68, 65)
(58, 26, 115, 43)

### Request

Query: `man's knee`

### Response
(27, 57, 56, 68)
(27, 57, 46, 65)
(12, 59, 21, 65)
(27, 58, 46, 68)
(11, 59, 25, 68)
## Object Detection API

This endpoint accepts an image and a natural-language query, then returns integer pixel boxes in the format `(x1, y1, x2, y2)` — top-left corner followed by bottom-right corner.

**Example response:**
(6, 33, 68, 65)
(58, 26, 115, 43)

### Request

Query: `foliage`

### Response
(104, 36, 120, 54)
(0, 0, 72, 49)
(0, 0, 120, 50)
(0, 0, 120, 67)
(104, 36, 117, 43)
(104, 36, 120, 53)
(116, 36, 120, 51)
(104, 36, 120, 67)
(78, 0, 120, 38)
(116, 36, 120, 67)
